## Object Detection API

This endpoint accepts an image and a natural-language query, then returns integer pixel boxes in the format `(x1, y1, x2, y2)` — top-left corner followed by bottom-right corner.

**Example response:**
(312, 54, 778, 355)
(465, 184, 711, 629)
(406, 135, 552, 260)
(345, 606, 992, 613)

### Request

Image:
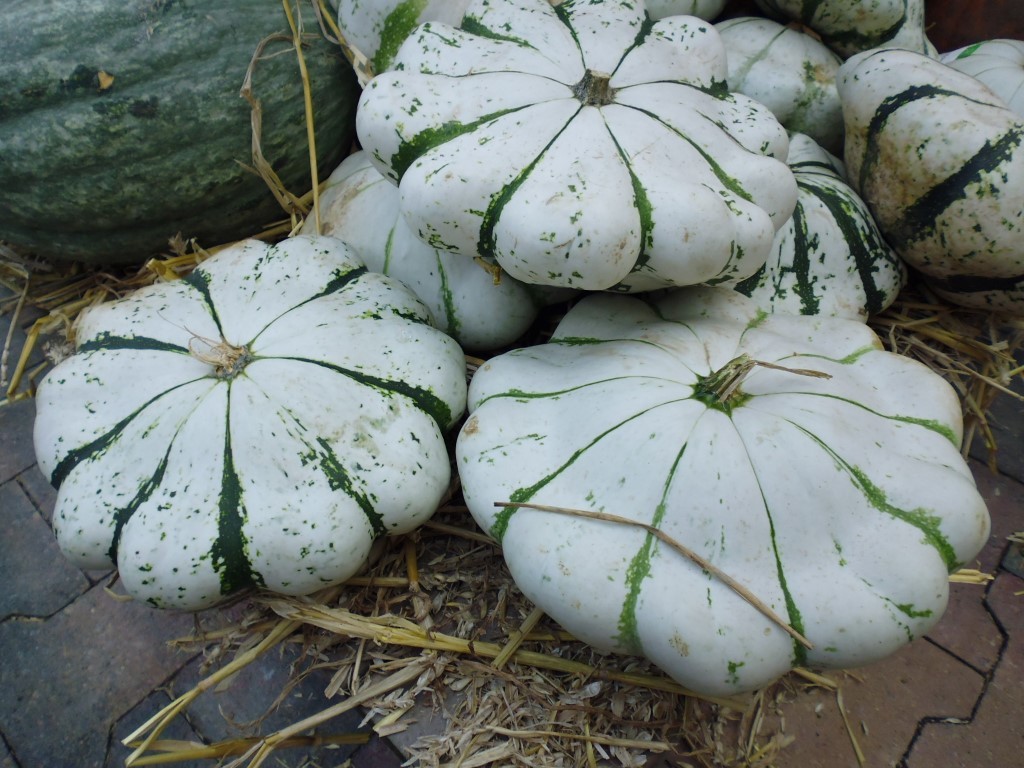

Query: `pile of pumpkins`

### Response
(16, 0, 1024, 697)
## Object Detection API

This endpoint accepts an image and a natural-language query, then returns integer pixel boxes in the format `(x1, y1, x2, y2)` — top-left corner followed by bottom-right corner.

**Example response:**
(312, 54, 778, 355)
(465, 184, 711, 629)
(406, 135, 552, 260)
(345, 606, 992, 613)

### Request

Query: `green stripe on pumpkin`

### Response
(373, 0, 429, 74)
(211, 390, 261, 597)
(616, 441, 688, 655)
(280, 356, 454, 431)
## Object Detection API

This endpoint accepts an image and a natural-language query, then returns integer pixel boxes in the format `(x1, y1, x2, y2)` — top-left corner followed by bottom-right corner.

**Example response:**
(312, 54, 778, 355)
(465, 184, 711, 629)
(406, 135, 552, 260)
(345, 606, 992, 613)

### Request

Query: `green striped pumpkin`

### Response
(716, 16, 844, 153)
(837, 48, 1024, 306)
(457, 287, 989, 696)
(733, 133, 905, 320)
(754, 0, 935, 59)
(305, 151, 557, 353)
(0, 0, 359, 265)
(33, 235, 467, 610)
(356, 0, 797, 292)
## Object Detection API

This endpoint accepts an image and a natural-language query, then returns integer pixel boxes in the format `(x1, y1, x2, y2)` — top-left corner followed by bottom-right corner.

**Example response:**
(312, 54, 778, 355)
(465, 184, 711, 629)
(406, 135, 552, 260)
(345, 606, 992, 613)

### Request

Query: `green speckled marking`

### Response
(312, 437, 386, 536)
(280, 356, 453, 430)
(373, 0, 429, 74)
(616, 442, 688, 654)
(491, 395, 690, 541)
(210, 390, 261, 597)
(792, 422, 960, 570)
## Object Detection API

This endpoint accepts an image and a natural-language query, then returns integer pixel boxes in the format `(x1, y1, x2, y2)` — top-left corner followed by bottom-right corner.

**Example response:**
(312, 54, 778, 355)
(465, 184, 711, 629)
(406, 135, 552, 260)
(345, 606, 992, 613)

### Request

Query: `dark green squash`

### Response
(0, 0, 359, 265)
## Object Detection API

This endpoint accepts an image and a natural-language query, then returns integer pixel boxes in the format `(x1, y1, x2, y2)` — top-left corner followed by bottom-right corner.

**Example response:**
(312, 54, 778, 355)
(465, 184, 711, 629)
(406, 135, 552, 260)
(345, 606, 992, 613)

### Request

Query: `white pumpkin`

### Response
(305, 151, 556, 353)
(733, 133, 905, 320)
(716, 16, 844, 153)
(941, 39, 1024, 117)
(356, 0, 797, 292)
(457, 287, 989, 696)
(755, 0, 936, 59)
(338, 0, 472, 75)
(33, 235, 468, 610)
(837, 48, 1024, 300)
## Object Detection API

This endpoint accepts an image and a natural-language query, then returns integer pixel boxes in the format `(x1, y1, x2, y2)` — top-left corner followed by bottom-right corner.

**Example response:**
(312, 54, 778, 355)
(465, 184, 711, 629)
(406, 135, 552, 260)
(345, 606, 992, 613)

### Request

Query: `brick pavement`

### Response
(2, 284, 1022, 767)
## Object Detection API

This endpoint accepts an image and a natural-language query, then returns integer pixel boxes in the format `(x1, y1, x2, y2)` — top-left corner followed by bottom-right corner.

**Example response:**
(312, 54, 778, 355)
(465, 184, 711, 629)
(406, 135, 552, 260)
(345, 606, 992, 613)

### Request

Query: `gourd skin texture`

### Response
(356, 0, 797, 292)
(457, 288, 989, 696)
(337, 0, 473, 74)
(0, 1, 358, 265)
(716, 17, 844, 154)
(837, 49, 1024, 300)
(754, 0, 935, 59)
(33, 236, 468, 610)
(942, 39, 1024, 118)
(305, 151, 548, 353)
(733, 133, 905, 320)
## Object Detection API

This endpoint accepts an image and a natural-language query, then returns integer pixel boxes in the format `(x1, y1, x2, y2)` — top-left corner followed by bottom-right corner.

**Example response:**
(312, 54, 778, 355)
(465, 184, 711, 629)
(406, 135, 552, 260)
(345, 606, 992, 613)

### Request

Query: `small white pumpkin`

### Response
(33, 235, 468, 610)
(305, 151, 555, 352)
(716, 16, 844, 153)
(356, 0, 797, 292)
(837, 48, 1024, 296)
(941, 39, 1024, 117)
(457, 287, 989, 696)
(733, 133, 905, 320)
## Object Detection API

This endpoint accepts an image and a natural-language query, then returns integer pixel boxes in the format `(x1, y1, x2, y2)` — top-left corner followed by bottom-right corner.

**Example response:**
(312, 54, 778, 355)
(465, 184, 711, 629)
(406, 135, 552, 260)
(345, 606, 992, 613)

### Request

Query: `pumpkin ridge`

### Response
(786, 421, 960, 570)
(618, 101, 755, 203)
(373, 0, 430, 75)
(477, 103, 583, 260)
(493, 394, 696, 541)
(76, 332, 190, 356)
(48, 376, 213, 489)
(615, 440, 688, 655)
(728, 415, 808, 666)
(211, 391, 263, 600)
(278, 356, 454, 431)
(806, 175, 898, 315)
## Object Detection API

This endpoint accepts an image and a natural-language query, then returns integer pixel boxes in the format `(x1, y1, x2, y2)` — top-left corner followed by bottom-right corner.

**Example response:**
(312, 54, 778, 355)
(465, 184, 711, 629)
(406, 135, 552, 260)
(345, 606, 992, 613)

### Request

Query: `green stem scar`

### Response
(188, 336, 252, 379)
(692, 354, 832, 414)
(573, 69, 614, 107)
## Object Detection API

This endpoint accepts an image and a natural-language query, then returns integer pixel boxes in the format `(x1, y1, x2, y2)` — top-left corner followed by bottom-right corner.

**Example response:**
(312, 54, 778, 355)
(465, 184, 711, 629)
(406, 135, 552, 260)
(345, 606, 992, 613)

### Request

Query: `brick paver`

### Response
(0, 583, 197, 768)
(0, 399, 36, 483)
(906, 571, 1024, 767)
(0, 481, 89, 620)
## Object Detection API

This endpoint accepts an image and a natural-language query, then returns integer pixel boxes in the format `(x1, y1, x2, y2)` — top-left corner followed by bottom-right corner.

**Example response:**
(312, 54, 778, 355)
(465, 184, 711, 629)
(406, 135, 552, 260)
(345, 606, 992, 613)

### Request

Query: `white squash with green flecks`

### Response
(457, 287, 989, 696)
(754, 0, 936, 59)
(337, 0, 472, 76)
(733, 133, 905, 320)
(33, 235, 468, 611)
(356, 0, 797, 292)
(716, 16, 844, 153)
(941, 39, 1024, 118)
(837, 48, 1024, 308)
(305, 151, 563, 353)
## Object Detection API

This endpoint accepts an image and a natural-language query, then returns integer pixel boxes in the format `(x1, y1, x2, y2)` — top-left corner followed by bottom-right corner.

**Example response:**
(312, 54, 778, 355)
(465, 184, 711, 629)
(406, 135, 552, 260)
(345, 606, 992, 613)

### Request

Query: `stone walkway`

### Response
(2, 283, 1022, 768)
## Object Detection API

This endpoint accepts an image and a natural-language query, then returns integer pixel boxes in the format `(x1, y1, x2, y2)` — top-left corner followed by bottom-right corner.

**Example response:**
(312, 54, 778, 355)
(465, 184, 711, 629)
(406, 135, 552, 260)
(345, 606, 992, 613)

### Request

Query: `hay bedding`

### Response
(1, 5, 1019, 765)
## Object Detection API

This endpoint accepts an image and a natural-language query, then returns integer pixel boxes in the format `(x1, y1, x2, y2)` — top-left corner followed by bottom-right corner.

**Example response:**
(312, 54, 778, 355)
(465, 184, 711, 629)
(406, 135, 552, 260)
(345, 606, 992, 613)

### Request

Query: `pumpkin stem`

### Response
(188, 335, 252, 379)
(694, 353, 832, 412)
(573, 69, 614, 107)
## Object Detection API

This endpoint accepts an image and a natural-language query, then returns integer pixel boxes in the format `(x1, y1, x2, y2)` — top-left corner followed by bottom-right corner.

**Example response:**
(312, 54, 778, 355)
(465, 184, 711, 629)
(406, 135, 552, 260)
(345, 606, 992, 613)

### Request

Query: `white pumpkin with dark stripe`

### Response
(733, 133, 905, 320)
(33, 236, 467, 610)
(837, 48, 1024, 307)
(754, 0, 935, 59)
(457, 288, 989, 696)
(356, 0, 797, 292)
(306, 151, 557, 353)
